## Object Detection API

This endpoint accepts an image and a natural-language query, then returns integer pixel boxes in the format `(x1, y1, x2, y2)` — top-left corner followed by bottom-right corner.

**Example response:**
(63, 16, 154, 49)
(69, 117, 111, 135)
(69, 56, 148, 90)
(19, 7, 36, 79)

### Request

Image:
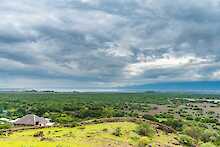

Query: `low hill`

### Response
(0, 122, 179, 147)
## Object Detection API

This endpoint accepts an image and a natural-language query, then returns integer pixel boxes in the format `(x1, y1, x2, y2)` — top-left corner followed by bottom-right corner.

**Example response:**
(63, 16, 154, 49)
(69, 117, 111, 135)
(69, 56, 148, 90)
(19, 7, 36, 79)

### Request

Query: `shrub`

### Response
(0, 130, 7, 136)
(179, 135, 196, 147)
(78, 126, 85, 130)
(201, 129, 219, 143)
(136, 123, 155, 137)
(102, 128, 108, 132)
(0, 124, 11, 130)
(201, 142, 216, 147)
(214, 136, 220, 146)
(155, 113, 174, 119)
(195, 117, 201, 122)
(201, 117, 218, 124)
(184, 126, 202, 141)
(40, 137, 54, 142)
(33, 131, 44, 137)
(186, 115, 194, 120)
(137, 137, 152, 147)
(164, 119, 183, 131)
(143, 114, 158, 122)
(112, 127, 122, 137)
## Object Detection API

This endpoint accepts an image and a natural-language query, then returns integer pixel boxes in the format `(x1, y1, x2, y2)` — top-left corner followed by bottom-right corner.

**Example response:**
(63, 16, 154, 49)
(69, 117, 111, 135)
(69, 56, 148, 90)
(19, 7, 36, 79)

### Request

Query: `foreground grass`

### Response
(0, 122, 178, 147)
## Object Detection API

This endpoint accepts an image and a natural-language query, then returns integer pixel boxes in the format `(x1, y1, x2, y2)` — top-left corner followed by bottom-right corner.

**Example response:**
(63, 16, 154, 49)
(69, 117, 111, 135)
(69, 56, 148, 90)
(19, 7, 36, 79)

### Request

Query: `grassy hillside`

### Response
(0, 122, 178, 147)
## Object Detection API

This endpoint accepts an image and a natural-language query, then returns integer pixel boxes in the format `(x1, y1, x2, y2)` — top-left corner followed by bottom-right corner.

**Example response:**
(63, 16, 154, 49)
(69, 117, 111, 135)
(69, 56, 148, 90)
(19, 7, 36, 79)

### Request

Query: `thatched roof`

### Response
(14, 114, 48, 125)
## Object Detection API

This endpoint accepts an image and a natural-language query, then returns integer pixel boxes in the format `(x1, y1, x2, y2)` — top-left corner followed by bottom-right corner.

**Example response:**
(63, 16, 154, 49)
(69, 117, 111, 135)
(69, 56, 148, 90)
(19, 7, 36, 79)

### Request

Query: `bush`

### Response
(164, 119, 183, 131)
(143, 114, 158, 122)
(201, 142, 216, 147)
(201, 129, 219, 143)
(113, 127, 122, 137)
(155, 113, 174, 119)
(186, 115, 194, 120)
(136, 123, 155, 137)
(184, 126, 202, 141)
(179, 135, 196, 147)
(137, 137, 152, 147)
(0, 123, 11, 130)
(33, 131, 44, 137)
(102, 128, 108, 132)
(212, 135, 220, 146)
(195, 117, 201, 122)
(0, 130, 7, 136)
(201, 117, 218, 124)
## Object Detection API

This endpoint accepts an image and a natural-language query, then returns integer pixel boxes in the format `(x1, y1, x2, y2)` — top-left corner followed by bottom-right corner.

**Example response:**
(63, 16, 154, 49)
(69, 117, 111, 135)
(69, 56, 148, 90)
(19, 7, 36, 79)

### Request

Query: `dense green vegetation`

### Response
(0, 92, 166, 123)
(0, 92, 218, 122)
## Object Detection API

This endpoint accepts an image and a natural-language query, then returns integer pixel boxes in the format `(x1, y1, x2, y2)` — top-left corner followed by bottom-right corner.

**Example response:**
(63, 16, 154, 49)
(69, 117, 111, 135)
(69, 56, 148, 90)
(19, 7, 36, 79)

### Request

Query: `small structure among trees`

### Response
(13, 114, 50, 126)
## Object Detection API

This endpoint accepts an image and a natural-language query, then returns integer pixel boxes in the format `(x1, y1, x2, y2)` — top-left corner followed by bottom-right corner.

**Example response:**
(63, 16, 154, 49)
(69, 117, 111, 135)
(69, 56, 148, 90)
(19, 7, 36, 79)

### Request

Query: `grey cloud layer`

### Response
(0, 0, 220, 89)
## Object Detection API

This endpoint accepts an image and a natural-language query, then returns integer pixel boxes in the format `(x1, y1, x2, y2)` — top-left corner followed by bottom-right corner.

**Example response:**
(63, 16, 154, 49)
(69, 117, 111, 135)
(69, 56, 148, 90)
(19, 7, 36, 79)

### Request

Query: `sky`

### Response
(0, 0, 220, 91)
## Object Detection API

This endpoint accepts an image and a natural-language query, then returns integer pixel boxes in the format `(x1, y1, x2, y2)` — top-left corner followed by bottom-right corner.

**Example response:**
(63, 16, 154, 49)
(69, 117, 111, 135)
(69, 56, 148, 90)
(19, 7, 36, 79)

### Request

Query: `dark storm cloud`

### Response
(0, 0, 220, 89)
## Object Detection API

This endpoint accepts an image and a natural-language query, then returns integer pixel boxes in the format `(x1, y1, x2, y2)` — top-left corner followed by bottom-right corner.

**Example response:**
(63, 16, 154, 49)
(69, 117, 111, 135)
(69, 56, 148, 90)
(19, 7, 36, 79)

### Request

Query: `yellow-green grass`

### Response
(0, 122, 178, 147)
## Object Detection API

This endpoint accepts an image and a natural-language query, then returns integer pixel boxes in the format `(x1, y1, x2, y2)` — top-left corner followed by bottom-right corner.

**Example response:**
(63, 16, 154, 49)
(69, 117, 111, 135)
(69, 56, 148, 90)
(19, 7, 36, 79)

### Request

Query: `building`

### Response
(13, 114, 51, 126)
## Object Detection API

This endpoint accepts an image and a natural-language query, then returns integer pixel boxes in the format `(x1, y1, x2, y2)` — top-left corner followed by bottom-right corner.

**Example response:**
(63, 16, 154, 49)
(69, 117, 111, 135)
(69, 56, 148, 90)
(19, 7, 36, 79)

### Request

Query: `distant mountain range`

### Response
(0, 81, 220, 94)
(119, 81, 220, 94)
